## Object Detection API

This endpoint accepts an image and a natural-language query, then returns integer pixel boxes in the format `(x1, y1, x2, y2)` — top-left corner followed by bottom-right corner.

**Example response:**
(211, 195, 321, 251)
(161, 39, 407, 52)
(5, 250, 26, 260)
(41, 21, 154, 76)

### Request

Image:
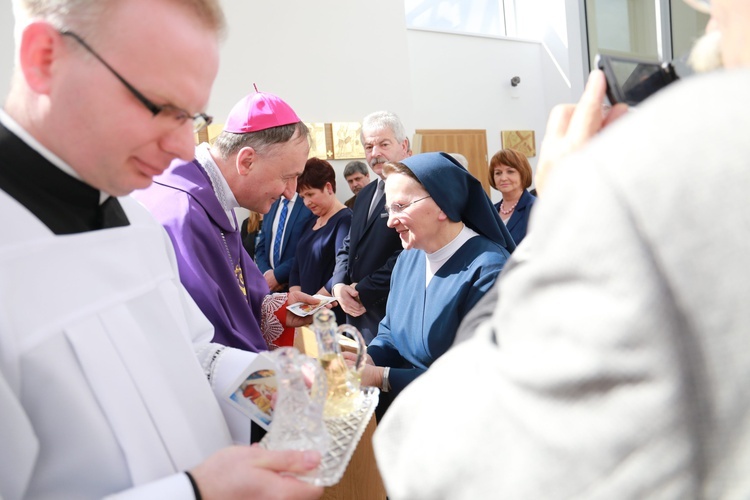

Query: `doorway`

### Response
(412, 129, 490, 195)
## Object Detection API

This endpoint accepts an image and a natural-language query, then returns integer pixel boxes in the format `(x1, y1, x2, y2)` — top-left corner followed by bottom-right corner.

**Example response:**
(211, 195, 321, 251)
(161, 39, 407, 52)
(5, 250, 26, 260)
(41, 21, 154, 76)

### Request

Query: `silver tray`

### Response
(262, 386, 380, 487)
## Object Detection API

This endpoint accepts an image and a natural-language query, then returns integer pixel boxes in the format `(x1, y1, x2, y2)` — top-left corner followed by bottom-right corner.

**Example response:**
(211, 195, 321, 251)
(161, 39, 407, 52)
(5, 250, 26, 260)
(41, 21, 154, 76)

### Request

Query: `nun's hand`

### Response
(343, 351, 381, 388)
(342, 351, 374, 367)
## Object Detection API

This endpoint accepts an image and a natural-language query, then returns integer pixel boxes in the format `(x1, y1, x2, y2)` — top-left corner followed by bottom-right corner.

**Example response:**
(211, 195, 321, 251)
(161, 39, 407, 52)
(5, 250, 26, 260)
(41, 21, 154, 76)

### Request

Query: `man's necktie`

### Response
(368, 180, 385, 219)
(273, 198, 289, 266)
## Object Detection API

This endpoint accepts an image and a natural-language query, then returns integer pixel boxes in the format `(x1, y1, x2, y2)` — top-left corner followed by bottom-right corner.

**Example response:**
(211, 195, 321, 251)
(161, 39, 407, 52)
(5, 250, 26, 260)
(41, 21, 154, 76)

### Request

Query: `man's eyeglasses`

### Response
(60, 30, 213, 134)
(385, 195, 431, 215)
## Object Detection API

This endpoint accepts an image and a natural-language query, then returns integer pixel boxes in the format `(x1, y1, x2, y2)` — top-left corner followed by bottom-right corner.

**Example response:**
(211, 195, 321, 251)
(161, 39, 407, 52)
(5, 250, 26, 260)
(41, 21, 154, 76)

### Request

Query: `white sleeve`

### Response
(195, 343, 258, 445)
(161, 225, 260, 446)
(0, 371, 39, 500)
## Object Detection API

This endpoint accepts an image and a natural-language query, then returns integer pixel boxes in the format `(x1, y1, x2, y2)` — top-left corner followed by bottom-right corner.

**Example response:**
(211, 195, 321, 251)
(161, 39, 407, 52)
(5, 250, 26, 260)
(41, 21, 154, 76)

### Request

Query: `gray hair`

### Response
(343, 160, 369, 178)
(361, 110, 408, 145)
(213, 122, 310, 160)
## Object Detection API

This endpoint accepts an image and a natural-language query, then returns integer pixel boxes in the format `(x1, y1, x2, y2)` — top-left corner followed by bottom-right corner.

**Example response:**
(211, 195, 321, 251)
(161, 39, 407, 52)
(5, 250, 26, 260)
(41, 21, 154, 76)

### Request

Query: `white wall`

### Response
(195, 0, 415, 203)
(404, 0, 587, 202)
(213, 1, 414, 128)
(0, 3, 14, 103)
(406, 29, 548, 202)
(0, 0, 588, 203)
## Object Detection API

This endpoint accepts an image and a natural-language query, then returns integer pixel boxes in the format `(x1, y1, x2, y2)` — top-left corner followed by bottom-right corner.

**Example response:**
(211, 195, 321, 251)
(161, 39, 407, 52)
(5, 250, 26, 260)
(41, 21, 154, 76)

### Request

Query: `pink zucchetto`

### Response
(223, 90, 301, 134)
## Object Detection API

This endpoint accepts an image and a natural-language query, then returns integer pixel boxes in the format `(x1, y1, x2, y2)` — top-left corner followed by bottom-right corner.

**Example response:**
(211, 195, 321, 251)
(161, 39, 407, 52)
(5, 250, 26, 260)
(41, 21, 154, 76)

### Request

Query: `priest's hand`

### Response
(332, 283, 366, 317)
(189, 445, 323, 500)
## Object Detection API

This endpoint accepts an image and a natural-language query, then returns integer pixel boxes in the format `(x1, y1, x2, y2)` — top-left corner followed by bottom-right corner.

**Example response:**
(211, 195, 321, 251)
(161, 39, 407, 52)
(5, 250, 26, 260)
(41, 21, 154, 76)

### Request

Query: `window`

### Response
(405, 0, 514, 38)
(585, 0, 709, 69)
(586, 0, 658, 64)
(670, 0, 710, 59)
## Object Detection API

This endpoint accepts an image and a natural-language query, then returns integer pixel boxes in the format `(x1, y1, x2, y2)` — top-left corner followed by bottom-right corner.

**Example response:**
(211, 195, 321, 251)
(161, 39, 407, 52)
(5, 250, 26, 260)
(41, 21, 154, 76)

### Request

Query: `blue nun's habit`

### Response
(368, 152, 514, 412)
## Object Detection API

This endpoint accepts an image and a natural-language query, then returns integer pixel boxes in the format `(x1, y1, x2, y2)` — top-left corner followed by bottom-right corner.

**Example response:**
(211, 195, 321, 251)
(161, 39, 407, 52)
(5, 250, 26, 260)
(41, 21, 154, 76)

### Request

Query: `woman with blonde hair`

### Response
(240, 211, 262, 260)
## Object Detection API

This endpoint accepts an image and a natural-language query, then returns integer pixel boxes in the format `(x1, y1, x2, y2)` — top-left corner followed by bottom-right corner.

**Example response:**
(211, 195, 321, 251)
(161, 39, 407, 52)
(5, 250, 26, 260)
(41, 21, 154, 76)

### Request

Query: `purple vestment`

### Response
(133, 159, 269, 352)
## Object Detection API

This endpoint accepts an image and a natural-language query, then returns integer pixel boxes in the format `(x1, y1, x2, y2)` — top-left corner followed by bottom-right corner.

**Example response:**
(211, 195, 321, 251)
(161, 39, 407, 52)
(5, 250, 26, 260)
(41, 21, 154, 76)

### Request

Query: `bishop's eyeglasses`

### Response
(60, 30, 213, 134)
(384, 195, 432, 215)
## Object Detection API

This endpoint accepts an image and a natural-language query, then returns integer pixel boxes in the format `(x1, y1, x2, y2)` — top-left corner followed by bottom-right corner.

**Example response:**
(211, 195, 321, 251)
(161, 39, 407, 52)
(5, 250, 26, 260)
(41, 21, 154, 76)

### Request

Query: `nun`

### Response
(360, 152, 515, 417)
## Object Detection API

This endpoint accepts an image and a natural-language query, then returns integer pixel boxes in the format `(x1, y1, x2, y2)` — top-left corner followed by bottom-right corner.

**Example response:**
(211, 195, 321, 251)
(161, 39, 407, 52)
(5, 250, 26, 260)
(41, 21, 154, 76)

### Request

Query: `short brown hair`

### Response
(297, 157, 336, 193)
(488, 149, 533, 189)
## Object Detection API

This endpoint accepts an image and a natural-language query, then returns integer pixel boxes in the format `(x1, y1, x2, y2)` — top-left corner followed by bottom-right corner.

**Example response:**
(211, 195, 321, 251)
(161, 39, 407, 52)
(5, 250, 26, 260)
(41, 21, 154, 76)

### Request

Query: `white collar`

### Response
(195, 142, 240, 230)
(424, 225, 478, 285)
(0, 109, 110, 204)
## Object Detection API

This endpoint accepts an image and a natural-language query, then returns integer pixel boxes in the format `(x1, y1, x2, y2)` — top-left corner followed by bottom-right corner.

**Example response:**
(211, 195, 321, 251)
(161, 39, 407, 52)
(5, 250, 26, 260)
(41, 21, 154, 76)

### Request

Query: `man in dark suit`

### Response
(330, 111, 410, 342)
(343, 160, 371, 209)
(256, 193, 314, 291)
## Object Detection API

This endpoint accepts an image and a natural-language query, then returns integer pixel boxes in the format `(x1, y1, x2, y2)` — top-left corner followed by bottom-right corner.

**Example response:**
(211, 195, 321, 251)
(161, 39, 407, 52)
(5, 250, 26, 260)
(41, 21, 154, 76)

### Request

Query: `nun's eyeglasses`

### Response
(385, 195, 431, 215)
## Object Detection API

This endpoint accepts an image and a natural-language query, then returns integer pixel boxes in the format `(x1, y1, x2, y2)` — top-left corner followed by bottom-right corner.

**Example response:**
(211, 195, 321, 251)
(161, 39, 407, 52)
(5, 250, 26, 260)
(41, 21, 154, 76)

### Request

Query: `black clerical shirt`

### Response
(0, 122, 129, 234)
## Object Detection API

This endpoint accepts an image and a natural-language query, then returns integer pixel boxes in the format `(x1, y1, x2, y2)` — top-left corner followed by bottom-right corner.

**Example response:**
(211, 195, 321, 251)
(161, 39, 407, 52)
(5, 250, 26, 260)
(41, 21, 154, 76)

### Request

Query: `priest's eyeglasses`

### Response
(59, 30, 213, 134)
(385, 195, 432, 215)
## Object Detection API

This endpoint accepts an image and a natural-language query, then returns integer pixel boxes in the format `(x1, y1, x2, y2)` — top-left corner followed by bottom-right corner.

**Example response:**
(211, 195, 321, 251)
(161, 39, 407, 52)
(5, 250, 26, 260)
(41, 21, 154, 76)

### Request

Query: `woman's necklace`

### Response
(314, 204, 345, 230)
(499, 200, 518, 215)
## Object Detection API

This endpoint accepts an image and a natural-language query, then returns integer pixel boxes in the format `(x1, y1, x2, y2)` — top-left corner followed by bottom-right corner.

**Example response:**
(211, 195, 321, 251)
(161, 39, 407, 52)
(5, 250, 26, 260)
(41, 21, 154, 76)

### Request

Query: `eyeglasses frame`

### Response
(59, 30, 213, 134)
(385, 195, 432, 216)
